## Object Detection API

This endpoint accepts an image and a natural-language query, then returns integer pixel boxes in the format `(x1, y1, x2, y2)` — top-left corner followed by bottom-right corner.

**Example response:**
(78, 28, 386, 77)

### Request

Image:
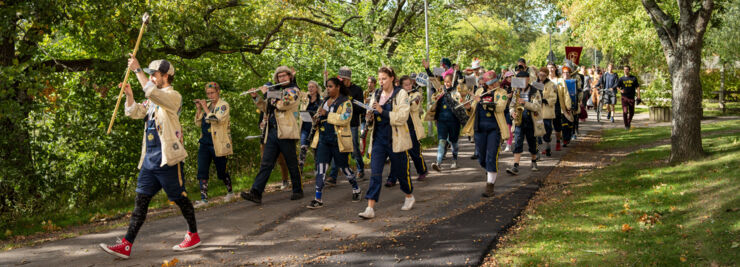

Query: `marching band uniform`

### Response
(359, 86, 413, 218)
(387, 88, 428, 185)
(506, 72, 543, 175)
(307, 94, 362, 208)
(462, 77, 509, 197)
(194, 83, 234, 206)
(100, 59, 199, 259)
(540, 77, 557, 156)
(241, 67, 304, 203)
(424, 85, 463, 170)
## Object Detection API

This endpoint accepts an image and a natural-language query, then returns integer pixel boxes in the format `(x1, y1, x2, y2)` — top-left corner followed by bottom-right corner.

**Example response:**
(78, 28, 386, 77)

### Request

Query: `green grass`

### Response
(596, 119, 740, 149)
(494, 123, 740, 266)
(703, 101, 740, 117)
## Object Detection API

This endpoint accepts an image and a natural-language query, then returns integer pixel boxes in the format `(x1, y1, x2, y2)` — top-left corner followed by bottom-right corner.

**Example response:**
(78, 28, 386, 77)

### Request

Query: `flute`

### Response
(239, 81, 290, 96)
(192, 99, 212, 104)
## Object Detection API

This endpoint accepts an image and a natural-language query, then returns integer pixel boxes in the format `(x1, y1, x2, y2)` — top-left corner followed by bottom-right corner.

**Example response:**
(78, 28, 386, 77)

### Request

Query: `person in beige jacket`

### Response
(461, 71, 509, 197)
(358, 67, 415, 219)
(193, 82, 234, 208)
(538, 67, 557, 156)
(305, 78, 362, 209)
(385, 75, 429, 187)
(100, 57, 200, 259)
(240, 66, 304, 204)
(505, 71, 542, 175)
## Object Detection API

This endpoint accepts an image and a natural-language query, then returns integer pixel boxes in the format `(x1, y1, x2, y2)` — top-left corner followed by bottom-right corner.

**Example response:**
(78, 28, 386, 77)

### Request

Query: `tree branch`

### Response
(642, 0, 678, 50)
(694, 0, 713, 36)
(204, 0, 245, 23)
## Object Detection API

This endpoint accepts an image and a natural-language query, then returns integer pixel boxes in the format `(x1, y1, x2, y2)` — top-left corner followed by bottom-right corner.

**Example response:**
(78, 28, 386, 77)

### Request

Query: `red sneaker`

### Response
(556, 141, 562, 151)
(99, 237, 132, 259)
(172, 232, 201, 251)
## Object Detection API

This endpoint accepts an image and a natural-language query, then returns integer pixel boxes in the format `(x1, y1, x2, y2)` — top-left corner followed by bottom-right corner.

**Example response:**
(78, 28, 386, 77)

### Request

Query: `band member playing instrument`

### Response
(193, 82, 234, 208)
(100, 56, 200, 259)
(299, 81, 323, 173)
(424, 73, 464, 171)
(538, 67, 558, 157)
(548, 62, 571, 151)
(506, 71, 543, 175)
(359, 67, 414, 219)
(556, 65, 578, 146)
(241, 66, 304, 204)
(306, 78, 362, 209)
(385, 75, 429, 187)
(462, 71, 509, 197)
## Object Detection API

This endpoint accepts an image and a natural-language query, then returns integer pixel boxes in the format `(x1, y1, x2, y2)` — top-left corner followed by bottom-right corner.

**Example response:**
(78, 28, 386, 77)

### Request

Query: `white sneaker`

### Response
(193, 200, 208, 208)
(450, 161, 458, 169)
(401, 196, 415, 211)
(504, 144, 511, 152)
(223, 193, 235, 202)
(358, 207, 375, 219)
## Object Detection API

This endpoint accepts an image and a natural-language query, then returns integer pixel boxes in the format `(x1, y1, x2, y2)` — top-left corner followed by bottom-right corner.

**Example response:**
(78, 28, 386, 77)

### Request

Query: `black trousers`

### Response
(250, 127, 302, 196)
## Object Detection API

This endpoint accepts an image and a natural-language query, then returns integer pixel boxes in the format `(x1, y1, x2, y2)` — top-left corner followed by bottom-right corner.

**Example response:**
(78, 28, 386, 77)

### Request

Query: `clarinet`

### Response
(307, 92, 326, 144)
(362, 89, 381, 138)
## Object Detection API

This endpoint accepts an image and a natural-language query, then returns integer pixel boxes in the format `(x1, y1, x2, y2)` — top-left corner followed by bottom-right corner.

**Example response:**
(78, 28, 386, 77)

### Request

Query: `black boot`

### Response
(240, 189, 262, 204)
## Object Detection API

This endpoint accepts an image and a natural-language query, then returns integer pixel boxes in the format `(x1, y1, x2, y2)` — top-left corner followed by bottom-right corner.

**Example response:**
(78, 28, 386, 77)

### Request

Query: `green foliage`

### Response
(705, 0, 740, 65)
(701, 69, 740, 101)
(642, 70, 672, 107)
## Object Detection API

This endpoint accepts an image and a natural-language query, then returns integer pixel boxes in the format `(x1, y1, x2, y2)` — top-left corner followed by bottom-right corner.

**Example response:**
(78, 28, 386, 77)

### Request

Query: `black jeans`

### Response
(250, 127, 303, 196)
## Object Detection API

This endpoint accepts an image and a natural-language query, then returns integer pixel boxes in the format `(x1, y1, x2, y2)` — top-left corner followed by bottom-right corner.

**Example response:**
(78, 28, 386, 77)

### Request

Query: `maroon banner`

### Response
(565, 46, 583, 65)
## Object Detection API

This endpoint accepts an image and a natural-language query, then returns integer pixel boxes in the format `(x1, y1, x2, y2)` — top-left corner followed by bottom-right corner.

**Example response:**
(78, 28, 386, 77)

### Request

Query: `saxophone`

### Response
(513, 88, 524, 126)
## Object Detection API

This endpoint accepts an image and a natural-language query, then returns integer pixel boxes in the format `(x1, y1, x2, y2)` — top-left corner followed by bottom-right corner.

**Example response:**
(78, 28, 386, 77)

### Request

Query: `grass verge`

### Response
(490, 121, 740, 266)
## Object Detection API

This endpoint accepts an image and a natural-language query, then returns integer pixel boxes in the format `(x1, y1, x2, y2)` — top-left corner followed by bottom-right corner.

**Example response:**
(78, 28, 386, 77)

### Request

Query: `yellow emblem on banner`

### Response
(443, 105, 447, 109)
(320, 127, 325, 131)
(147, 133, 154, 141)
(376, 117, 381, 122)
(486, 112, 492, 117)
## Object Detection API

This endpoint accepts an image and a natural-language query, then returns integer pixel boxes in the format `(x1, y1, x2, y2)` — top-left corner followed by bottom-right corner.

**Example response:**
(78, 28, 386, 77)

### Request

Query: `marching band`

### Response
(101, 51, 596, 259)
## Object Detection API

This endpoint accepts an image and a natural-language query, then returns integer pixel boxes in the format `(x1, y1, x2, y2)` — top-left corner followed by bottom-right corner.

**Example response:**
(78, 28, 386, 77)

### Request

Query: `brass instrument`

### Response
(513, 88, 524, 126)
(455, 88, 497, 109)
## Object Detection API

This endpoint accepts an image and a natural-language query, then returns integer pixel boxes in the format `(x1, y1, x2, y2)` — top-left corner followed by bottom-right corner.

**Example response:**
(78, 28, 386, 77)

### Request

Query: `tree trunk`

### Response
(668, 46, 705, 163)
(642, 0, 713, 164)
(719, 63, 725, 113)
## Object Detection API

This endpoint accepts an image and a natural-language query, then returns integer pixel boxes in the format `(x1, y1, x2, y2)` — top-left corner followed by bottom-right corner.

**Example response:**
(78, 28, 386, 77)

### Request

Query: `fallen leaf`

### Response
(680, 256, 687, 262)
(621, 224, 632, 232)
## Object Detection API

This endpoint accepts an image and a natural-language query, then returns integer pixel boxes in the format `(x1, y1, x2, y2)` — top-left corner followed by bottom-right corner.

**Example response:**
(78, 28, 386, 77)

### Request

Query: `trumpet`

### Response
(239, 81, 290, 96)
(454, 89, 496, 109)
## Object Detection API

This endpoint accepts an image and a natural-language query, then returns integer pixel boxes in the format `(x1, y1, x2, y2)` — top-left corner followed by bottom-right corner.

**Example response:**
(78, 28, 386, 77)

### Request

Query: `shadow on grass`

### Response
(494, 130, 740, 266)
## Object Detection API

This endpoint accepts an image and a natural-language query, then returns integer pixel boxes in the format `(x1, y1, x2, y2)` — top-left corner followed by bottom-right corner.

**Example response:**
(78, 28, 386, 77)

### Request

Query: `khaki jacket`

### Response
(423, 90, 462, 122)
(541, 80, 558, 119)
(368, 88, 412, 154)
(195, 98, 233, 157)
(253, 86, 302, 142)
(310, 96, 353, 152)
(553, 78, 574, 122)
(461, 87, 510, 140)
(509, 86, 545, 137)
(125, 83, 187, 169)
(408, 90, 426, 139)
